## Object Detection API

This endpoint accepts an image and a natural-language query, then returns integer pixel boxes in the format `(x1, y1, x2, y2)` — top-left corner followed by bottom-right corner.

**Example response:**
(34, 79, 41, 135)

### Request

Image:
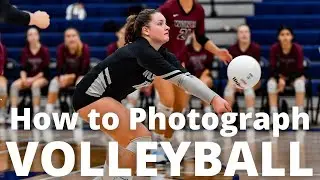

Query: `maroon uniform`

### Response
(106, 42, 118, 56)
(21, 45, 50, 78)
(0, 43, 7, 75)
(159, 0, 206, 57)
(56, 43, 90, 76)
(178, 45, 213, 78)
(228, 42, 261, 62)
(270, 42, 304, 79)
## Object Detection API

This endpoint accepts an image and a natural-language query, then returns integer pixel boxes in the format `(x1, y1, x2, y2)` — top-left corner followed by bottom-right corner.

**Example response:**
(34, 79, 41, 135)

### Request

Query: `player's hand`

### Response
(217, 49, 232, 64)
(278, 78, 286, 93)
(211, 95, 232, 117)
(29, 11, 50, 29)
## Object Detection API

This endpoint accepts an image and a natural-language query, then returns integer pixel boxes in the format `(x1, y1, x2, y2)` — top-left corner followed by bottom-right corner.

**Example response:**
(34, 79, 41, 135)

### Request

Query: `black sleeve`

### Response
(0, 0, 30, 26)
(195, 33, 209, 47)
(135, 46, 188, 80)
(158, 47, 187, 73)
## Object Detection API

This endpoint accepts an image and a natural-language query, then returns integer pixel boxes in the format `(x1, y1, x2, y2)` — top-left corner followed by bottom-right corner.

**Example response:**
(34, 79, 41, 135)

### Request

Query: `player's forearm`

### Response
(204, 40, 220, 55)
(168, 73, 217, 104)
(0, 0, 30, 26)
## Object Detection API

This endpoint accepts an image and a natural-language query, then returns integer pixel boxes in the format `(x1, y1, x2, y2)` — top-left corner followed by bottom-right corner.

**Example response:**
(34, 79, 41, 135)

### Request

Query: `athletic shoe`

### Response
(151, 147, 169, 164)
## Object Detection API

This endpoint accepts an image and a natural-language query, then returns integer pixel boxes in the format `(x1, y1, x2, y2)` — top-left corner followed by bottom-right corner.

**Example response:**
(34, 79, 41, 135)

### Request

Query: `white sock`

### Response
(103, 162, 133, 180)
(298, 106, 304, 113)
(270, 106, 278, 114)
(33, 106, 40, 114)
(0, 108, 5, 115)
(125, 103, 134, 109)
(270, 106, 278, 125)
(0, 108, 5, 121)
(247, 107, 255, 114)
(204, 106, 212, 113)
(246, 107, 255, 127)
(77, 116, 83, 128)
(46, 104, 54, 113)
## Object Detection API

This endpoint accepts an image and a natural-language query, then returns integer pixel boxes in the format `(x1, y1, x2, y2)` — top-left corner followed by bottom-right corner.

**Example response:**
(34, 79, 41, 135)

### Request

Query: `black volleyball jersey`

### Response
(73, 37, 189, 110)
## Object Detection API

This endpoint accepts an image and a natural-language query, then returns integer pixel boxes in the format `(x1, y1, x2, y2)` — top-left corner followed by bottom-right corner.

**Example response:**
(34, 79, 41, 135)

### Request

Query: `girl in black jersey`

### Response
(72, 9, 231, 179)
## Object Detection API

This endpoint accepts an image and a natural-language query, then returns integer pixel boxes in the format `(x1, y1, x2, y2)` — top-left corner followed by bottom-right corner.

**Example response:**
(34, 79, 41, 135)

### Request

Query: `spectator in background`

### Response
(224, 24, 260, 126)
(267, 25, 305, 116)
(45, 28, 90, 114)
(178, 32, 214, 113)
(10, 27, 50, 115)
(0, 42, 7, 123)
(66, 2, 87, 21)
(106, 24, 125, 56)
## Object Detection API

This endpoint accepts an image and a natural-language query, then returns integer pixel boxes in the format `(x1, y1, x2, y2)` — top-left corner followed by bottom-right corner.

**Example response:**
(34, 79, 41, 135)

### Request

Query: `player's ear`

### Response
(142, 26, 150, 36)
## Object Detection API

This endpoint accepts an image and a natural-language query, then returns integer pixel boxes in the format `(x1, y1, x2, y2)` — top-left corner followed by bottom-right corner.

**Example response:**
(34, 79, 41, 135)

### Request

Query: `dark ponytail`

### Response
(124, 9, 158, 44)
(125, 15, 138, 44)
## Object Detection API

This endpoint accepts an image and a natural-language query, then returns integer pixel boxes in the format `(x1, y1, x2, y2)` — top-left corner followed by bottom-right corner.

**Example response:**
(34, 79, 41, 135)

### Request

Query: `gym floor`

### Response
(0, 127, 320, 180)
(0, 96, 320, 180)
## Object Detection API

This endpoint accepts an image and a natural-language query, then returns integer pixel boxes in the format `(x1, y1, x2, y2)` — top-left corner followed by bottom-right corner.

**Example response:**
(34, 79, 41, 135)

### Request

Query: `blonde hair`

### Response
(64, 27, 83, 57)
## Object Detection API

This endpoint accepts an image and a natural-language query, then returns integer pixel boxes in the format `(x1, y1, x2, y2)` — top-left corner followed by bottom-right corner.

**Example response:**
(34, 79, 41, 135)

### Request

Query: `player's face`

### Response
(237, 25, 250, 44)
(65, 29, 81, 48)
(27, 28, 40, 45)
(147, 12, 170, 44)
(278, 29, 293, 45)
(116, 26, 125, 44)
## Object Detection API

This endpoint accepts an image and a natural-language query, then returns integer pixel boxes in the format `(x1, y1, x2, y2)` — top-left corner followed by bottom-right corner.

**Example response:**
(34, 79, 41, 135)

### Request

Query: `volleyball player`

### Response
(178, 32, 214, 113)
(72, 9, 231, 180)
(0, 0, 50, 28)
(267, 26, 305, 118)
(152, 0, 232, 162)
(0, 42, 7, 123)
(10, 27, 50, 115)
(224, 24, 261, 127)
(45, 28, 90, 114)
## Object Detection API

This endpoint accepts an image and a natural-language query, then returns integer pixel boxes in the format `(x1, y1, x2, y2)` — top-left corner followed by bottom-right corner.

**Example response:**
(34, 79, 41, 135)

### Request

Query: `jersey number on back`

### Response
(177, 28, 192, 40)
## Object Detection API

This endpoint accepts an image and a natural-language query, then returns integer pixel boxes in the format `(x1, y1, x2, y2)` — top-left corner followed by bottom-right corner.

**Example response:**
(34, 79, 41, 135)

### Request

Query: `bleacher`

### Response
(247, 0, 320, 95)
(1, 0, 165, 85)
(1, 0, 320, 102)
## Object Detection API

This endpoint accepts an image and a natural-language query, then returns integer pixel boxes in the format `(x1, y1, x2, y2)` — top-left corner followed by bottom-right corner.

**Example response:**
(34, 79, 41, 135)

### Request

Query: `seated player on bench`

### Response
(45, 28, 90, 114)
(10, 27, 50, 116)
(177, 32, 214, 113)
(224, 24, 261, 127)
(267, 25, 305, 118)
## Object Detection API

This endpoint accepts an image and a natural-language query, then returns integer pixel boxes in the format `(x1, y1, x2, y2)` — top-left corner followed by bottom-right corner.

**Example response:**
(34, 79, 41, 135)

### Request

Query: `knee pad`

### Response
(31, 86, 41, 97)
(294, 79, 305, 93)
(48, 78, 60, 93)
(0, 85, 7, 96)
(10, 83, 19, 97)
(267, 79, 277, 93)
(244, 88, 255, 98)
(126, 136, 152, 153)
(127, 90, 140, 101)
(157, 102, 173, 118)
(224, 84, 235, 97)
